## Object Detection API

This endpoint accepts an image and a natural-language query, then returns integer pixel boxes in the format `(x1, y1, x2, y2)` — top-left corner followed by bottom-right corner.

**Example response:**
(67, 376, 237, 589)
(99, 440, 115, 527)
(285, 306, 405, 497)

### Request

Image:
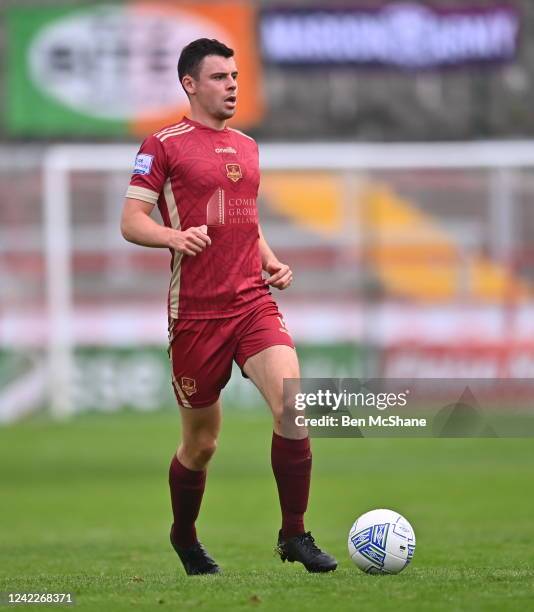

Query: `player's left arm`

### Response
(258, 224, 293, 290)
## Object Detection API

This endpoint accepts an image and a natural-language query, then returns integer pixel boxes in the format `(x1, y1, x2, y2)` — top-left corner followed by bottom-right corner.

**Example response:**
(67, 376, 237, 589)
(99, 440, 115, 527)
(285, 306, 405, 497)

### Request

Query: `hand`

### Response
(264, 260, 293, 290)
(169, 225, 211, 256)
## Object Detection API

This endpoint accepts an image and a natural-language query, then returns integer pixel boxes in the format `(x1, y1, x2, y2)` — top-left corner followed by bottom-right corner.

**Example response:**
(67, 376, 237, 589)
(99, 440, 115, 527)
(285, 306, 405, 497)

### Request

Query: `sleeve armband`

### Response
(125, 185, 159, 205)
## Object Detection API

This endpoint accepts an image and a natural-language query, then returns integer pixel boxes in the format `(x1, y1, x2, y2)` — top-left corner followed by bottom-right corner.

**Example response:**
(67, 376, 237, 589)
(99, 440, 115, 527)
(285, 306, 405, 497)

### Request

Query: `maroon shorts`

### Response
(168, 300, 295, 408)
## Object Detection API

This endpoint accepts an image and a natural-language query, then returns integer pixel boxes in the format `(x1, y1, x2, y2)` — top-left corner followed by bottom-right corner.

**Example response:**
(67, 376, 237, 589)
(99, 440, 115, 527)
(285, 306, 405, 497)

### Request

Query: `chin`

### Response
(217, 109, 236, 120)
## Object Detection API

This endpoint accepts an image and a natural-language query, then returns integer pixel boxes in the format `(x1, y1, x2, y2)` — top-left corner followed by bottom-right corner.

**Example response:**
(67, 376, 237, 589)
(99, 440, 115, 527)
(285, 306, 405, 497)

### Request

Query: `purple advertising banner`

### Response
(260, 3, 520, 69)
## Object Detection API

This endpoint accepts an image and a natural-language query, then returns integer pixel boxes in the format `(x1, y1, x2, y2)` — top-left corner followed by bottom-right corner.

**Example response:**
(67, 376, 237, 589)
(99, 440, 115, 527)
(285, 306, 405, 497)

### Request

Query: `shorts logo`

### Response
(133, 153, 154, 175)
(181, 377, 197, 397)
(226, 163, 242, 183)
(278, 316, 290, 335)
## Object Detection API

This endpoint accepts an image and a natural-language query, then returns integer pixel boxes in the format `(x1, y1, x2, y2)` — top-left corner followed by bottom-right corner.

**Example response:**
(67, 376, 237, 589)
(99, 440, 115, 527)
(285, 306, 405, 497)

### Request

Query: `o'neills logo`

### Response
(181, 377, 197, 396)
(226, 163, 242, 183)
(216, 147, 237, 154)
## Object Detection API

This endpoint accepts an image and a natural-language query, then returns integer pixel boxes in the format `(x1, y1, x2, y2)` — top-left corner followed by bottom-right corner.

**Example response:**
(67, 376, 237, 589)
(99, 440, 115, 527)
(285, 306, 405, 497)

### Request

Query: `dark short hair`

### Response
(178, 38, 234, 84)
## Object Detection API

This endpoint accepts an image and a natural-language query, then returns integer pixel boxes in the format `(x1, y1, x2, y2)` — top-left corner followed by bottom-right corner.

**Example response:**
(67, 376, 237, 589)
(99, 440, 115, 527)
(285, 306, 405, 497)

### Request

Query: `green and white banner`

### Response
(0, 344, 362, 420)
(6, 3, 262, 136)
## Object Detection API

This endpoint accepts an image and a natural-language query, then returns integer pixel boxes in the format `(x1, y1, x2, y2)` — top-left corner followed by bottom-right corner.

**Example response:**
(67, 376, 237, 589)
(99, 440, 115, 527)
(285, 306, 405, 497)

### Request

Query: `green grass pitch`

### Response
(1, 409, 534, 611)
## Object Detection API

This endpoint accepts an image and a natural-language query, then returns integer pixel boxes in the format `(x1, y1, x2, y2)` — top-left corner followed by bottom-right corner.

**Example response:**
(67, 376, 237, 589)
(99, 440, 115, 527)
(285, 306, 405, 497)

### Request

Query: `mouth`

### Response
(224, 95, 237, 105)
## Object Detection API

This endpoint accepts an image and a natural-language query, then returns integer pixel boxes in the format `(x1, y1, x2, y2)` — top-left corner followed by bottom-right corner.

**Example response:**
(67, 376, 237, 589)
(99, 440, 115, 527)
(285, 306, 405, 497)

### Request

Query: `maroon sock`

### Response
(169, 454, 206, 549)
(271, 432, 312, 539)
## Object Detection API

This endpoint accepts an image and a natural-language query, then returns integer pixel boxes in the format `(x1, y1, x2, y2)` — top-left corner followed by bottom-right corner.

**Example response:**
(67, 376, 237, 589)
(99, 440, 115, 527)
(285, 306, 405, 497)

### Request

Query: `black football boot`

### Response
(170, 532, 220, 576)
(276, 530, 337, 573)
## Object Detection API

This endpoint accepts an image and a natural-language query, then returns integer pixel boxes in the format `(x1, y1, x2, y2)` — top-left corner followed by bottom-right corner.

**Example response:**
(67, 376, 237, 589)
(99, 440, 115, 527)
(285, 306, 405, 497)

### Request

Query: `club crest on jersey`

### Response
(181, 377, 197, 397)
(226, 163, 242, 183)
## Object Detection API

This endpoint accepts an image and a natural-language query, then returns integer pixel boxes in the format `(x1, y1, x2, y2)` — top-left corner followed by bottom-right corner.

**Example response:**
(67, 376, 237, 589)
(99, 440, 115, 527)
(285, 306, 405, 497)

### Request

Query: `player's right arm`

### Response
(121, 198, 210, 256)
(121, 134, 210, 256)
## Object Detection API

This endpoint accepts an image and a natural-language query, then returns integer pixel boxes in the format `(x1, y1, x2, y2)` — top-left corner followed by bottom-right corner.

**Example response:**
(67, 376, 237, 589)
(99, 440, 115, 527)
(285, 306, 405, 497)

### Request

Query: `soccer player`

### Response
(121, 38, 337, 575)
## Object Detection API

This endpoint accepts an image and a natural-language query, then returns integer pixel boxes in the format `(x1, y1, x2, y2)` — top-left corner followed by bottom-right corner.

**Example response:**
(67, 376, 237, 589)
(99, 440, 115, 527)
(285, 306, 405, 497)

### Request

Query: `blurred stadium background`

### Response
(2, 0, 534, 421)
(2, 2, 534, 610)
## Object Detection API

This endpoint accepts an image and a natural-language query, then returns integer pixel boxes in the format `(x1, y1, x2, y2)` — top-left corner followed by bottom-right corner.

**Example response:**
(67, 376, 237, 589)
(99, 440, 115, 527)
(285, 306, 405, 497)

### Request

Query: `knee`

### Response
(272, 396, 301, 428)
(183, 437, 218, 469)
(197, 439, 217, 465)
(281, 393, 301, 417)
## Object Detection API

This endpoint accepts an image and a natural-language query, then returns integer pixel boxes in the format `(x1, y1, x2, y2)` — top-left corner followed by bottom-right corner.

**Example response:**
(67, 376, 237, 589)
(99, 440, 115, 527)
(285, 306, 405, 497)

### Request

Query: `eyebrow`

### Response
(210, 71, 239, 78)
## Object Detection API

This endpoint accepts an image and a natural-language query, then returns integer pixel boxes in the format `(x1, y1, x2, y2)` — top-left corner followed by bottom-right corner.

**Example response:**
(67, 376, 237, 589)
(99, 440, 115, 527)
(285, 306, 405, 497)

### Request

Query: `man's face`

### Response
(185, 54, 238, 120)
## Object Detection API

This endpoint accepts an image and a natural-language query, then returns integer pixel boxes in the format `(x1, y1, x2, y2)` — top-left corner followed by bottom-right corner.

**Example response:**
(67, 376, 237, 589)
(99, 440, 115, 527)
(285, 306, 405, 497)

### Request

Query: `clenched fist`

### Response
(169, 225, 211, 256)
(264, 259, 293, 290)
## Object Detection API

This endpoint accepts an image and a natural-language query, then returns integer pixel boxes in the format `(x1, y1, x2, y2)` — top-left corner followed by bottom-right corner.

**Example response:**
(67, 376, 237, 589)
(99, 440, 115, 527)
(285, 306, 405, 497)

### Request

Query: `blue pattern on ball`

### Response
(351, 522, 390, 570)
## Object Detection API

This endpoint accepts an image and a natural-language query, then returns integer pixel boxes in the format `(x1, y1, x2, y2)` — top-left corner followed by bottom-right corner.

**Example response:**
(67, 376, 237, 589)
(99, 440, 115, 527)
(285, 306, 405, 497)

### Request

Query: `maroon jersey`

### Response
(126, 117, 271, 320)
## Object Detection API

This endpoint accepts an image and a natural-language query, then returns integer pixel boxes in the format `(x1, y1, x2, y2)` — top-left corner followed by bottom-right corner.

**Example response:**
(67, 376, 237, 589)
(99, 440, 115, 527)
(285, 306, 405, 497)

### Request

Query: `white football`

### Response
(348, 508, 416, 574)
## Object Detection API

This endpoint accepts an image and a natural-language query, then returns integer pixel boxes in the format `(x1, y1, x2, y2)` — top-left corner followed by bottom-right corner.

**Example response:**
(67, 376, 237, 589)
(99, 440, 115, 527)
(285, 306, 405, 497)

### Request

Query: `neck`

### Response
(189, 107, 226, 131)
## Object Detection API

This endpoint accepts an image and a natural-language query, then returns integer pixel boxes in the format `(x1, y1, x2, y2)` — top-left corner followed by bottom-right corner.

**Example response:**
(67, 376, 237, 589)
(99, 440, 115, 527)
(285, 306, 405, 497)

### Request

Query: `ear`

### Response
(182, 75, 196, 96)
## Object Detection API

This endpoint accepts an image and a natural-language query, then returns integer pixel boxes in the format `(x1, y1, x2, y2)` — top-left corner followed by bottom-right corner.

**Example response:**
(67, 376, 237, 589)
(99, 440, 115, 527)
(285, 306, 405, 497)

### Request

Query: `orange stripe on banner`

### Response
(129, 2, 264, 137)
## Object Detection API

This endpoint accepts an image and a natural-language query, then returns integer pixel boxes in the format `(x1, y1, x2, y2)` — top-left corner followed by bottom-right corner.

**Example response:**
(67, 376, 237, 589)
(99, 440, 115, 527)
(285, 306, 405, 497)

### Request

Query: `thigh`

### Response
(169, 318, 234, 409)
(234, 301, 295, 374)
(243, 344, 303, 437)
(242, 343, 300, 406)
(179, 399, 222, 444)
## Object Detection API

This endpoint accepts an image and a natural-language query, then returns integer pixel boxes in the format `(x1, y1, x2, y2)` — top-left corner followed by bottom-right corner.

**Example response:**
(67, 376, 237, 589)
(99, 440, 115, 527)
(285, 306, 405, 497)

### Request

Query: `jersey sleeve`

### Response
(125, 135, 168, 205)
